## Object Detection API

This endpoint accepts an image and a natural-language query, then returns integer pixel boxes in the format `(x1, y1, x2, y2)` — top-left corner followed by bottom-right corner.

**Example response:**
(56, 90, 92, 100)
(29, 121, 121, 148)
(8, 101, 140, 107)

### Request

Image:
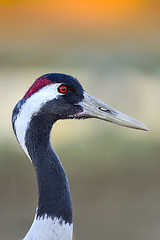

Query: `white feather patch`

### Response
(23, 215, 73, 240)
(14, 83, 61, 159)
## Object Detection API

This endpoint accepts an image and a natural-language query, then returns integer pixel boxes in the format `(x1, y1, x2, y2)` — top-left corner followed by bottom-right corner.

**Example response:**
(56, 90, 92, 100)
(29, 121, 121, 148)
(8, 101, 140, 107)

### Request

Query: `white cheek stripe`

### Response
(14, 83, 61, 159)
(23, 215, 73, 240)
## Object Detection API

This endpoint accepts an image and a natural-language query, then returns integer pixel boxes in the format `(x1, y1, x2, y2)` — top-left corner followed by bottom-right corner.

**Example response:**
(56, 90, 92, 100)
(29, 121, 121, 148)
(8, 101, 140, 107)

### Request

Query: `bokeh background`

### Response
(0, 1, 160, 239)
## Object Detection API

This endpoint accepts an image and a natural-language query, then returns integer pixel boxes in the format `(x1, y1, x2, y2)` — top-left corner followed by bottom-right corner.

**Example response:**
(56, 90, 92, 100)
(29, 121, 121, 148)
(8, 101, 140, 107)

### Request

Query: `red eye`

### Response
(58, 84, 68, 94)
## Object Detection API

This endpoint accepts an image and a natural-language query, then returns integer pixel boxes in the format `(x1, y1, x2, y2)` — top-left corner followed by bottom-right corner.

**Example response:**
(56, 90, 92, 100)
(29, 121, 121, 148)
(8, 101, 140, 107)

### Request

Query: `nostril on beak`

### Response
(98, 107, 114, 115)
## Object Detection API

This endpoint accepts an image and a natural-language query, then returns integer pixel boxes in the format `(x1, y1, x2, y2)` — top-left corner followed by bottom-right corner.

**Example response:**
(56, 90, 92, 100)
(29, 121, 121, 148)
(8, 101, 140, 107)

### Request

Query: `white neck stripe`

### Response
(14, 83, 61, 158)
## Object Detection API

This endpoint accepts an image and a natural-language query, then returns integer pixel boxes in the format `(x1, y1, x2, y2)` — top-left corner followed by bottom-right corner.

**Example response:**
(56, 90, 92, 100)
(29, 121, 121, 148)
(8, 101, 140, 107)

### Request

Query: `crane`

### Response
(12, 73, 148, 240)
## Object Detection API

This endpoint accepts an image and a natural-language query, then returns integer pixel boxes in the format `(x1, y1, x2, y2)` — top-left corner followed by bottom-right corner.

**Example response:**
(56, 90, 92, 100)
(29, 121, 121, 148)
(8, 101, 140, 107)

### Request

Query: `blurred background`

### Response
(0, 0, 160, 239)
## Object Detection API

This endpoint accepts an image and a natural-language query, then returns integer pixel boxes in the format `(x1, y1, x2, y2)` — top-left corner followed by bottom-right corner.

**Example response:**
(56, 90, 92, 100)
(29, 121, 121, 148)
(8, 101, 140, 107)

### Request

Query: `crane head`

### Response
(21, 73, 148, 131)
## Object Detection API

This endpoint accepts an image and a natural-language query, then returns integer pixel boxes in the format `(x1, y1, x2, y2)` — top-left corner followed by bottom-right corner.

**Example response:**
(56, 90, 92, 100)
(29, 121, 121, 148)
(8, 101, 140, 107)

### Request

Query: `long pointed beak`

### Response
(78, 92, 148, 131)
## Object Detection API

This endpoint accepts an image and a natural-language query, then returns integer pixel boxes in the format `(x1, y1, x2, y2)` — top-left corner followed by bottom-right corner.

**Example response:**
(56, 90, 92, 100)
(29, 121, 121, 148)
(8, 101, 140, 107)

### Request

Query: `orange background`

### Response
(0, 0, 160, 45)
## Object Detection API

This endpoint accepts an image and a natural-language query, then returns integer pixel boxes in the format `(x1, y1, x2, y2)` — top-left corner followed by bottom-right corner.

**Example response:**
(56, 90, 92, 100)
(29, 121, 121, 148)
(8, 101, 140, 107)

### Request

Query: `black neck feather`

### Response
(25, 113, 72, 224)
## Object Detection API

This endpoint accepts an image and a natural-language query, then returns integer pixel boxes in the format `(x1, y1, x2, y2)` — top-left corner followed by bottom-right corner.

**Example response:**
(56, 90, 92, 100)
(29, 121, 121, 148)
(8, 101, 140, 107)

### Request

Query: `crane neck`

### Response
(23, 113, 73, 239)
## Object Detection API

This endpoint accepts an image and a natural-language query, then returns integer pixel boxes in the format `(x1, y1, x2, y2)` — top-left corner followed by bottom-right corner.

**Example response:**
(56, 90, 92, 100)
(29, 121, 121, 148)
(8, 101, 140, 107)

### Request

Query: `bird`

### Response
(12, 73, 148, 240)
